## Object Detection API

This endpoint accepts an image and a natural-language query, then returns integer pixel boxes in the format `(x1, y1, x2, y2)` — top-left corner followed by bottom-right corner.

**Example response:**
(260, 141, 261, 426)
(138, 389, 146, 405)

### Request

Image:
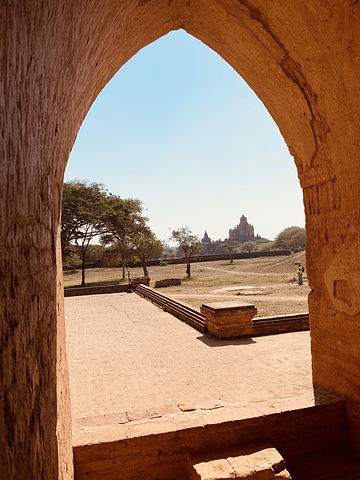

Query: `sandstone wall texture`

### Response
(1, 1, 360, 478)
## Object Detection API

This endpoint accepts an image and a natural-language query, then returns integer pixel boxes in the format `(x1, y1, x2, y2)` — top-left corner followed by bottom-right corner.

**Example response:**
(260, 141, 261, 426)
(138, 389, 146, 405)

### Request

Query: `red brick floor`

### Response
(67, 293, 360, 480)
(65, 292, 314, 433)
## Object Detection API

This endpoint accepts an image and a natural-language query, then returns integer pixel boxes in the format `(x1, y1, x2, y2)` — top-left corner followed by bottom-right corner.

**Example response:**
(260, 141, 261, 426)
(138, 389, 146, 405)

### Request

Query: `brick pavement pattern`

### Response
(65, 292, 313, 431)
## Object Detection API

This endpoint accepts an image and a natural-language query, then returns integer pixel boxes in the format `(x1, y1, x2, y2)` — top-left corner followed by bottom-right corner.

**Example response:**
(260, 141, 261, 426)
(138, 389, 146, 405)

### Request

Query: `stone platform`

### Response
(65, 293, 349, 480)
(65, 293, 313, 423)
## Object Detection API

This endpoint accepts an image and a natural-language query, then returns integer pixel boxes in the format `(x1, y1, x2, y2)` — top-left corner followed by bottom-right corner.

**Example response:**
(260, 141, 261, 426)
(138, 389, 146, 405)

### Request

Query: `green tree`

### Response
(170, 227, 201, 277)
(61, 181, 145, 286)
(129, 227, 163, 277)
(273, 226, 306, 250)
(222, 239, 240, 263)
(103, 196, 162, 278)
(61, 180, 111, 286)
(200, 240, 224, 256)
(101, 240, 134, 280)
(101, 195, 145, 277)
(162, 244, 177, 258)
(256, 241, 274, 252)
(241, 241, 256, 253)
(85, 244, 106, 264)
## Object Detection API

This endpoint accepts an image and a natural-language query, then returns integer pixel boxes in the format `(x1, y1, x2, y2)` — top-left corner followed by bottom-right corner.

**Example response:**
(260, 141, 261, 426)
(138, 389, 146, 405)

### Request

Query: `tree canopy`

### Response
(127, 227, 163, 277)
(221, 239, 239, 263)
(170, 227, 201, 277)
(61, 180, 113, 285)
(273, 226, 306, 250)
(61, 180, 160, 285)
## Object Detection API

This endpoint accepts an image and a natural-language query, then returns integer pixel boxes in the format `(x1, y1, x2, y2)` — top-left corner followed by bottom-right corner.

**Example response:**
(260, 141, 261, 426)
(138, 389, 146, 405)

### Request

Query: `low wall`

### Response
(64, 285, 309, 337)
(64, 284, 130, 297)
(147, 250, 292, 267)
(200, 304, 309, 339)
(252, 313, 309, 336)
(135, 286, 309, 337)
(73, 397, 346, 480)
(95, 250, 292, 269)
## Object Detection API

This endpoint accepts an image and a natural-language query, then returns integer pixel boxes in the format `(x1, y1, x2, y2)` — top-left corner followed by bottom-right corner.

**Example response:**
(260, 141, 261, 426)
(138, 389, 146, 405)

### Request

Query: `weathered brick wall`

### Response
(1, 1, 360, 478)
(184, 1, 360, 457)
(0, 4, 75, 477)
(64, 285, 130, 297)
(0, 2, 186, 477)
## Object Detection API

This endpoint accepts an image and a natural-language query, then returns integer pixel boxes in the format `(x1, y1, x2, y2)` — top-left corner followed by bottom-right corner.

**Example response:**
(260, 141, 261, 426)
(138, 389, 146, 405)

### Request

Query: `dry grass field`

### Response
(63, 251, 309, 317)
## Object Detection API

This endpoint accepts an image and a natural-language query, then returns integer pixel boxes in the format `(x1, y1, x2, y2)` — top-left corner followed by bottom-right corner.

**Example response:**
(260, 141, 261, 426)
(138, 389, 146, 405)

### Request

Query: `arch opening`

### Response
(64, 31, 310, 444)
(66, 30, 305, 246)
(2, 2, 360, 479)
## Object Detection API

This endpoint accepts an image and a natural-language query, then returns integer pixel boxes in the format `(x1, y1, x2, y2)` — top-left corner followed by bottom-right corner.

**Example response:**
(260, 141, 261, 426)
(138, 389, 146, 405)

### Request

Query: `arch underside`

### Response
(1, 1, 360, 478)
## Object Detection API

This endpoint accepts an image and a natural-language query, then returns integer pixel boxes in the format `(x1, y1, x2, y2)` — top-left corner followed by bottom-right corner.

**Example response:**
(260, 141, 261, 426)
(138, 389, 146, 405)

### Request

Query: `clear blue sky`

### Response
(65, 30, 305, 242)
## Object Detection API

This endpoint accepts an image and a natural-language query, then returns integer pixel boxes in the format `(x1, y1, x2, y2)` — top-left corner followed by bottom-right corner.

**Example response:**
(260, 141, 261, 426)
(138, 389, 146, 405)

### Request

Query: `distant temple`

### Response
(229, 215, 259, 243)
(201, 230, 211, 243)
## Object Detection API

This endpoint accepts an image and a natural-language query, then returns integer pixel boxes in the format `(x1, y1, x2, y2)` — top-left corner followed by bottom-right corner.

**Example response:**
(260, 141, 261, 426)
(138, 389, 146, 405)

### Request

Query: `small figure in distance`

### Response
(295, 262, 304, 285)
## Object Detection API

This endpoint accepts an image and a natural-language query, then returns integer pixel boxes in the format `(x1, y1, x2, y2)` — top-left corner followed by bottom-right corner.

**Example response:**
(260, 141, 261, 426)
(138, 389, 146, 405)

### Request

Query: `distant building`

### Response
(229, 215, 259, 243)
(201, 230, 211, 243)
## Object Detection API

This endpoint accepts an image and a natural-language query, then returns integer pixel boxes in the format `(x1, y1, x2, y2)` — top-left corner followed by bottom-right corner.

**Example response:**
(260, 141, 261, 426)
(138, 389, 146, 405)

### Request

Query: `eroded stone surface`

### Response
(189, 443, 289, 480)
(190, 458, 236, 480)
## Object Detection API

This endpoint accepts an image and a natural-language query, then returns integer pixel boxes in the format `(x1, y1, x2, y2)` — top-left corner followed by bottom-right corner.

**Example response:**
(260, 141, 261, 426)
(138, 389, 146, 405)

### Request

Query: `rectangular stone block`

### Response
(201, 301, 257, 338)
(130, 276, 150, 288)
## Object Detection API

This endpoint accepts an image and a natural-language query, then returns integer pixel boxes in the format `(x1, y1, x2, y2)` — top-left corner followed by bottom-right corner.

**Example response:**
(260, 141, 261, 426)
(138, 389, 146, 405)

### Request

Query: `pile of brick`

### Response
(130, 276, 150, 288)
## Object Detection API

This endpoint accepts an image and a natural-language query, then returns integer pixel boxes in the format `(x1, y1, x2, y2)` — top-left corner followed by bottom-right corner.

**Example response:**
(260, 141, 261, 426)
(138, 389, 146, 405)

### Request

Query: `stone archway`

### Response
(1, 1, 360, 478)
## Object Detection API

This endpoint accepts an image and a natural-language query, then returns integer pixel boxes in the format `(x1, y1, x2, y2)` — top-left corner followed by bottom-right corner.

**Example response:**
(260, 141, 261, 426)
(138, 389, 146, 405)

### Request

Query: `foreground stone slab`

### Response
(188, 442, 289, 480)
(190, 458, 236, 480)
(73, 394, 345, 480)
(201, 301, 257, 338)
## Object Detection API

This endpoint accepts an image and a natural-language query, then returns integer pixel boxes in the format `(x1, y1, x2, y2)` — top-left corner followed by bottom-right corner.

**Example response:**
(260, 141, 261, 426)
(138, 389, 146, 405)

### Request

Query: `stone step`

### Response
(136, 285, 309, 338)
(135, 284, 207, 332)
(188, 442, 291, 480)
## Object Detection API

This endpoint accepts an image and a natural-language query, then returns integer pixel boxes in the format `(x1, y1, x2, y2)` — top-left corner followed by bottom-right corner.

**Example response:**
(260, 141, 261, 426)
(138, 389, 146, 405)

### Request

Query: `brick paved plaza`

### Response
(65, 292, 313, 436)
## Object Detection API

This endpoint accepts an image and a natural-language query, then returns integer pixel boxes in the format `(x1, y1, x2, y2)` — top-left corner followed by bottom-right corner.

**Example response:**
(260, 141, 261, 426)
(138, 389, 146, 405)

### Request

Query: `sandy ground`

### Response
(153, 251, 308, 317)
(64, 251, 309, 317)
